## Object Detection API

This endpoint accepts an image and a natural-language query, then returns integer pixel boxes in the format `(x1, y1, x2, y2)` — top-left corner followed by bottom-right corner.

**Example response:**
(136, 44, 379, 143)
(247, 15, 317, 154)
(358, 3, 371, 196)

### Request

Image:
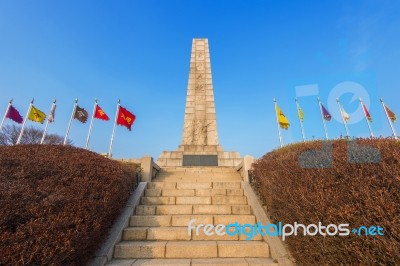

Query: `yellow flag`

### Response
(276, 104, 290, 129)
(28, 105, 46, 124)
(297, 105, 304, 122)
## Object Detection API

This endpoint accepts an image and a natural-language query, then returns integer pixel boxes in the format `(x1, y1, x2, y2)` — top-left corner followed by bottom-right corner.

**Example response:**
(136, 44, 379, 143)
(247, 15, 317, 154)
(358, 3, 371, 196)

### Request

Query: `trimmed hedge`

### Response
(252, 139, 400, 266)
(0, 145, 139, 265)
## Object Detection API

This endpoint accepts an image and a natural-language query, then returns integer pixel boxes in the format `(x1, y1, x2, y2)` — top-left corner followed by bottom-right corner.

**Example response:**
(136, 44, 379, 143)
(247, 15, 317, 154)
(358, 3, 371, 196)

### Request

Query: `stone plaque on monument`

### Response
(157, 38, 242, 167)
(182, 155, 218, 166)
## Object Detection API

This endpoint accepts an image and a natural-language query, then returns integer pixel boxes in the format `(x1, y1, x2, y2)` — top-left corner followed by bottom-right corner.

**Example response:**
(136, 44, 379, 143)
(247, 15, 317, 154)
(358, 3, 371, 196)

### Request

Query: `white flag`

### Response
(342, 108, 350, 122)
(48, 104, 56, 123)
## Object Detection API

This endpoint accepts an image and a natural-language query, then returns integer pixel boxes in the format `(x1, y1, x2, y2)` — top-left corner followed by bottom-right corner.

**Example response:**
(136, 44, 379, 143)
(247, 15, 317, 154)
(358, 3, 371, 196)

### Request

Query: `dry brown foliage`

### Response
(0, 145, 139, 265)
(251, 138, 400, 266)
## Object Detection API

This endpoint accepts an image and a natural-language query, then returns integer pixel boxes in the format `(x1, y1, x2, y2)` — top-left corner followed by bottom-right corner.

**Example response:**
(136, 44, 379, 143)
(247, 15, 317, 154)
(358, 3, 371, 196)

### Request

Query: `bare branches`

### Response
(0, 125, 72, 145)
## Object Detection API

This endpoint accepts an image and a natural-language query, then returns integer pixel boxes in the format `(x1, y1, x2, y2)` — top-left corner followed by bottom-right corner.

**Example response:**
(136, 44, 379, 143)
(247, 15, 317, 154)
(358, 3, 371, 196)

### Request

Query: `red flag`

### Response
(362, 104, 372, 122)
(117, 106, 136, 131)
(384, 105, 397, 122)
(6, 105, 23, 124)
(94, 105, 110, 121)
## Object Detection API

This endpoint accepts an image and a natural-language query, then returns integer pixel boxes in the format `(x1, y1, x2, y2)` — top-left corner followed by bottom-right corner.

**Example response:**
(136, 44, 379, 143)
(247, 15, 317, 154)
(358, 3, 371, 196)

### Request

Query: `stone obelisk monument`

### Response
(158, 38, 241, 167)
(181, 39, 219, 150)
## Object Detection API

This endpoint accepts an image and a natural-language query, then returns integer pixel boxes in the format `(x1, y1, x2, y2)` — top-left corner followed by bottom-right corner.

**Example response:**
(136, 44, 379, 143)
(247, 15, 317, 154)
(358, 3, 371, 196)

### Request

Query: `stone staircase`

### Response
(106, 167, 277, 266)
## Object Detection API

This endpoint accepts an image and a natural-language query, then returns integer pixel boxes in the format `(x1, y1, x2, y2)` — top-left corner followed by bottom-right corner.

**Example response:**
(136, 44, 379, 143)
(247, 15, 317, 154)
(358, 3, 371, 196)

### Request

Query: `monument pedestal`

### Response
(157, 38, 242, 167)
(157, 150, 242, 167)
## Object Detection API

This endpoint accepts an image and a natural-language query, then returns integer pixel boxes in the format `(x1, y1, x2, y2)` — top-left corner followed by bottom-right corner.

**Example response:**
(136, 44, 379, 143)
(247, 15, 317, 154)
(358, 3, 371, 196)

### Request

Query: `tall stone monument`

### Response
(157, 38, 241, 167)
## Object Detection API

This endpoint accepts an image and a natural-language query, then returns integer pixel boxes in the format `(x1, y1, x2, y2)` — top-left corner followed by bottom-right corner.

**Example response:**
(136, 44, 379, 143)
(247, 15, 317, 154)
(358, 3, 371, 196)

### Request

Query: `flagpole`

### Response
(380, 97, 398, 140)
(295, 98, 305, 142)
(273, 98, 283, 148)
(41, 99, 56, 144)
(0, 99, 12, 132)
(336, 98, 350, 138)
(108, 99, 120, 157)
(16, 98, 34, 145)
(317, 97, 329, 140)
(64, 98, 78, 145)
(85, 98, 97, 149)
(359, 98, 374, 138)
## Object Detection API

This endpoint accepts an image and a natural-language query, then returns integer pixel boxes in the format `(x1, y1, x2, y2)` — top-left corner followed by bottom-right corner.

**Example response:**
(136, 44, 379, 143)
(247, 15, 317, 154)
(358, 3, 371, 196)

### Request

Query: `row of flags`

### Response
(0, 98, 136, 157)
(274, 97, 397, 147)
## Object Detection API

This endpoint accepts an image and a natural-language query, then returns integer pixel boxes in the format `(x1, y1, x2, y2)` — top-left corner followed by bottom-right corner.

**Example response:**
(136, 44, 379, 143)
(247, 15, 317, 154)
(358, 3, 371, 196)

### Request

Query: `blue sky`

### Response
(1, 1, 399, 159)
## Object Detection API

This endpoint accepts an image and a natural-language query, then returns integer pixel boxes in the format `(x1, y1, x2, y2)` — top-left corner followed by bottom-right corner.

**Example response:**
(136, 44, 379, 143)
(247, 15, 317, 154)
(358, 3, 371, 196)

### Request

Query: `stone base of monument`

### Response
(157, 147, 242, 167)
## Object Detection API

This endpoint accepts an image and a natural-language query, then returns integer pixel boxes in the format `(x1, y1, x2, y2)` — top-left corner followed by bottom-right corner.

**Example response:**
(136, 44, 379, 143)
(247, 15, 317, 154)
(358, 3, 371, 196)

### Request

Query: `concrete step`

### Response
(129, 214, 255, 227)
(155, 172, 241, 177)
(153, 179, 242, 183)
(135, 205, 157, 215)
(216, 241, 270, 258)
(114, 241, 270, 259)
(191, 258, 277, 266)
(213, 215, 256, 224)
(114, 241, 167, 259)
(130, 215, 172, 227)
(147, 183, 177, 189)
(162, 189, 195, 196)
(106, 258, 189, 266)
(123, 227, 190, 241)
(147, 182, 242, 190)
(156, 205, 194, 215)
(196, 188, 244, 196)
(155, 174, 241, 178)
(159, 167, 239, 173)
(144, 189, 162, 197)
(192, 205, 239, 215)
(144, 188, 244, 197)
(177, 182, 213, 189)
(106, 258, 278, 266)
(171, 215, 213, 226)
(212, 196, 247, 205)
(154, 175, 243, 181)
(176, 196, 212, 205)
(155, 176, 242, 180)
(141, 197, 176, 205)
(122, 225, 262, 241)
(134, 204, 251, 215)
(140, 196, 247, 206)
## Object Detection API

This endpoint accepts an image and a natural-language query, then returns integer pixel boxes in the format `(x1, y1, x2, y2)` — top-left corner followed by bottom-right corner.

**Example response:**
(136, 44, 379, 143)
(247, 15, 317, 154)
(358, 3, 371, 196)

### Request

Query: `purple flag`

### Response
(321, 104, 332, 121)
(6, 105, 23, 124)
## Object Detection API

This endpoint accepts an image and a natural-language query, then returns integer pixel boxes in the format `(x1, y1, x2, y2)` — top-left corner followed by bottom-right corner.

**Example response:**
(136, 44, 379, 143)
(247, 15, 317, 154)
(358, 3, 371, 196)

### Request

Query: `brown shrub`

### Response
(0, 145, 139, 266)
(251, 138, 400, 266)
